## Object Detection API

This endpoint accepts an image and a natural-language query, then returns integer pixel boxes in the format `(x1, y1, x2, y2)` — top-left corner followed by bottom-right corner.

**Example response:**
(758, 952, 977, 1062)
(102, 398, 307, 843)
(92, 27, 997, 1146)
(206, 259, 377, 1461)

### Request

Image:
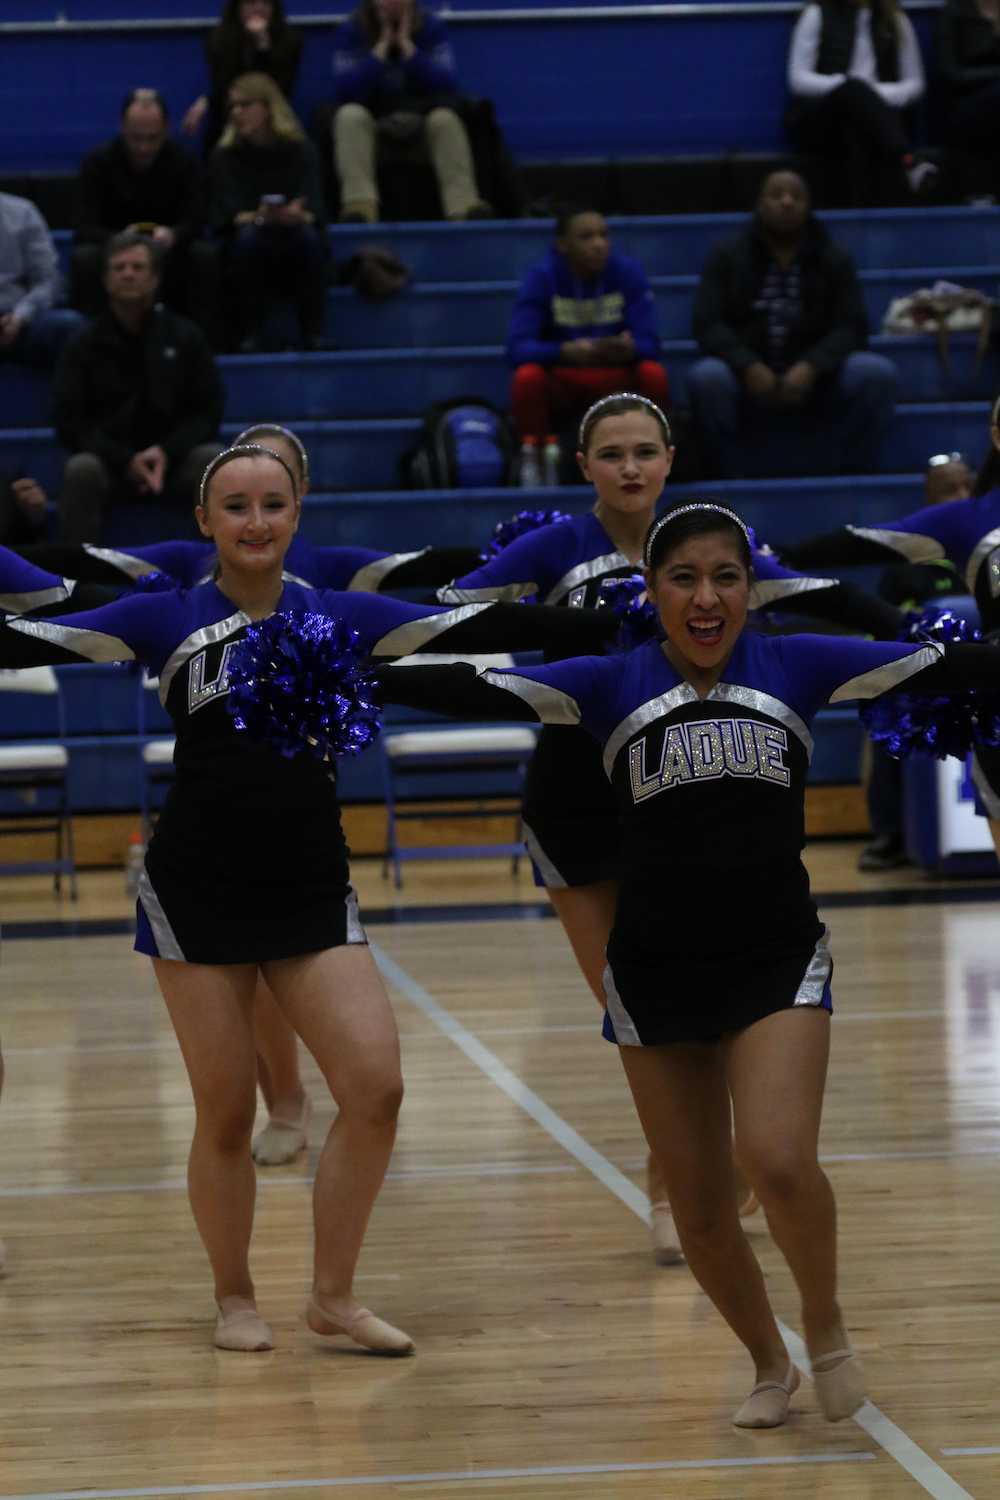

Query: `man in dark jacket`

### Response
(687, 169, 897, 478)
(52, 233, 224, 543)
(507, 206, 670, 447)
(71, 89, 208, 322)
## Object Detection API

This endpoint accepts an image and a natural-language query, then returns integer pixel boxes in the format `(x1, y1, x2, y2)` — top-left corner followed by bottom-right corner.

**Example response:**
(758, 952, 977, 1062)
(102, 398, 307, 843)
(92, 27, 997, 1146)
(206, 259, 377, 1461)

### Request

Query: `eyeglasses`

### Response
(927, 452, 964, 468)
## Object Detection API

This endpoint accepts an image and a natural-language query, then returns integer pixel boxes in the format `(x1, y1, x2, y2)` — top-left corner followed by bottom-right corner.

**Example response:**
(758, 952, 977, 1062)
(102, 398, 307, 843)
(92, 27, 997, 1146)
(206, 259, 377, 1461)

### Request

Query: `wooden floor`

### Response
(1, 845, 999, 1500)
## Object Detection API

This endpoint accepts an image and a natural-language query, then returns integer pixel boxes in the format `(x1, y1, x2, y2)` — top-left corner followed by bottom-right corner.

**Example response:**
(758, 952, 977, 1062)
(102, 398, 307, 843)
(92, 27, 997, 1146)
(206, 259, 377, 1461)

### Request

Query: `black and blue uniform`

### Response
(13, 536, 483, 597)
(379, 630, 999, 1043)
(0, 583, 614, 965)
(440, 513, 902, 889)
(780, 487, 1000, 814)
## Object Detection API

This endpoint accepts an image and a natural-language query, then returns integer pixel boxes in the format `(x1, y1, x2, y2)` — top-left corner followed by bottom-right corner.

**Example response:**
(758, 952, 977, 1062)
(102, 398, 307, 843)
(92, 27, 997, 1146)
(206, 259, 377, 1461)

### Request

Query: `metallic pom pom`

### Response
(226, 610, 382, 761)
(483, 508, 572, 559)
(597, 573, 659, 651)
(131, 570, 176, 594)
(859, 603, 1000, 759)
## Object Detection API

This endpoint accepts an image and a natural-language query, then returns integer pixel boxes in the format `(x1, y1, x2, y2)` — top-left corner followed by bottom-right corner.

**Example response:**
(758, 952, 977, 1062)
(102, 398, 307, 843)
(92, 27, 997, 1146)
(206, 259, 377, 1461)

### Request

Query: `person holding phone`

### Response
(207, 73, 328, 350)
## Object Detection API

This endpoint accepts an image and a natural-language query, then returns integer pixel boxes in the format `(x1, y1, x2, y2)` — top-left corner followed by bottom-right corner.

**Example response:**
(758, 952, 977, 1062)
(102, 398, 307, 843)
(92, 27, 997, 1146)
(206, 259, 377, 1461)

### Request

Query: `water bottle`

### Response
(542, 435, 561, 488)
(518, 437, 541, 488)
(124, 830, 146, 897)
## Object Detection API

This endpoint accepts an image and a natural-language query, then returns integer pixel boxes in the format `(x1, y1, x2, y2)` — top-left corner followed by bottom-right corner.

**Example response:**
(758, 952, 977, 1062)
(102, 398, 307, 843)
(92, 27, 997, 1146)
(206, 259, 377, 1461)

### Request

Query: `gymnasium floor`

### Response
(1, 844, 998, 1500)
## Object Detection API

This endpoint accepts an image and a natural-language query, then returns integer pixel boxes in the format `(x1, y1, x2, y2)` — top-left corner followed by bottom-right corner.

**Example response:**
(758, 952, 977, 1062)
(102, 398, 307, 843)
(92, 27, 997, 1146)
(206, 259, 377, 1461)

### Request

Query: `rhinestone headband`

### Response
(643, 503, 753, 568)
(578, 391, 672, 446)
(235, 422, 310, 488)
(198, 444, 297, 508)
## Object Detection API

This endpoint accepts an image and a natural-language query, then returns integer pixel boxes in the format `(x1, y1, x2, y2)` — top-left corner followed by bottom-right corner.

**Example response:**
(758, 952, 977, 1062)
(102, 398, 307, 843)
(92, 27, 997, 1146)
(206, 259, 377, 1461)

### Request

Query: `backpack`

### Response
(401, 398, 517, 489)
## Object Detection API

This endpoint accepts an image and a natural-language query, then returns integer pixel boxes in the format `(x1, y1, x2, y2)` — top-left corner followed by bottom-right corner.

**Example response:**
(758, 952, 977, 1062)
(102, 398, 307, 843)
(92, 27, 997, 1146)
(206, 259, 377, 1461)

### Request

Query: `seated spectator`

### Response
(0, 191, 84, 370)
(182, 0, 303, 155)
(0, 473, 48, 546)
(687, 169, 897, 479)
(330, 0, 491, 223)
(52, 232, 224, 544)
(207, 73, 328, 351)
(72, 89, 210, 324)
(507, 207, 669, 455)
(786, 0, 935, 205)
(939, 0, 1000, 199)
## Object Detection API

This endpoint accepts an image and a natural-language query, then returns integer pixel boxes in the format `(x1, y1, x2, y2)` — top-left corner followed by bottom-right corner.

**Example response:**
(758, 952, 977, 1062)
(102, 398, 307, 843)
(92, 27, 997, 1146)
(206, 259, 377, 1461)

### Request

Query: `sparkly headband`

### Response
(235, 422, 310, 487)
(198, 443, 298, 507)
(643, 503, 753, 568)
(577, 391, 672, 446)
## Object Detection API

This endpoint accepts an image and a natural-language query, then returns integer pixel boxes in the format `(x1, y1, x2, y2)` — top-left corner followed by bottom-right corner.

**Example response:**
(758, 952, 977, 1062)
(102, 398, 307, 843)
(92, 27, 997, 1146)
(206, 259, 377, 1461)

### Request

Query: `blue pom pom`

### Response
(859, 603, 1000, 759)
(226, 611, 382, 761)
(131, 570, 176, 595)
(597, 573, 659, 651)
(483, 508, 572, 560)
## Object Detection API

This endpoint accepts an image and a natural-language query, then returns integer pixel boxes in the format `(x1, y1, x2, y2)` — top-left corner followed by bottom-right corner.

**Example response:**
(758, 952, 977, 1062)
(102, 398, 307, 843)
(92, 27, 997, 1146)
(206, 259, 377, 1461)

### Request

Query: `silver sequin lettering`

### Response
(688, 721, 725, 780)
(719, 719, 759, 776)
(751, 722, 791, 785)
(988, 545, 1000, 600)
(626, 717, 791, 803)
(188, 644, 234, 713)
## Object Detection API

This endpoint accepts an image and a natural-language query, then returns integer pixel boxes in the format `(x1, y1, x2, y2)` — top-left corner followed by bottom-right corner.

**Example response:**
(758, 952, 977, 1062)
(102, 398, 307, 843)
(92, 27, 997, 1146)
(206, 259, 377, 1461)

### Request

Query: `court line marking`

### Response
(942, 1448, 1000, 1456)
(372, 942, 976, 1500)
(0, 1453, 878, 1500)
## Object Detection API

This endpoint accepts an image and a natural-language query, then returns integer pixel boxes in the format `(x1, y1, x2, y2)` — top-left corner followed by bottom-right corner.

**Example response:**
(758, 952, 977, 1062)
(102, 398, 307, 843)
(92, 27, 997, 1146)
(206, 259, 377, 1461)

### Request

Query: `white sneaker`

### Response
(646, 1151, 684, 1265)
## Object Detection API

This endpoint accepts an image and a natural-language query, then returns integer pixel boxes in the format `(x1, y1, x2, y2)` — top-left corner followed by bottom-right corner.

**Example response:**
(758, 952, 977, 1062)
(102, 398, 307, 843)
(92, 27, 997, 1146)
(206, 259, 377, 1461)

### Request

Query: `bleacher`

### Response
(0, 0, 994, 845)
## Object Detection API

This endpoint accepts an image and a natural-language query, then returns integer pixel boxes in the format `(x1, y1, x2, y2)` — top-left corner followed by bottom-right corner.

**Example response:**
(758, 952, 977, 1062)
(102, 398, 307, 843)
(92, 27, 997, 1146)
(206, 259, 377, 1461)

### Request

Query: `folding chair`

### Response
(0, 667, 77, 896)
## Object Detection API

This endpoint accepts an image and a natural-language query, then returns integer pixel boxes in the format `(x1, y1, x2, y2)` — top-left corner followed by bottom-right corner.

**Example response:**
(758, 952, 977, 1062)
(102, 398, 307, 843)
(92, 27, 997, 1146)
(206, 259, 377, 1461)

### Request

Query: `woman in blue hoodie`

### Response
(507, 206, 670, 448)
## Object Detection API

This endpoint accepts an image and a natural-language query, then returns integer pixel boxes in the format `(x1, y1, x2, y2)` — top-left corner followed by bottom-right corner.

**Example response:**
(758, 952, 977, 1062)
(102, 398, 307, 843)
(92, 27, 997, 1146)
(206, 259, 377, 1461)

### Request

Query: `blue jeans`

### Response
(687, 352, 898, 479)
(227, 224, 327, 346)
(0, 308, 86, 371)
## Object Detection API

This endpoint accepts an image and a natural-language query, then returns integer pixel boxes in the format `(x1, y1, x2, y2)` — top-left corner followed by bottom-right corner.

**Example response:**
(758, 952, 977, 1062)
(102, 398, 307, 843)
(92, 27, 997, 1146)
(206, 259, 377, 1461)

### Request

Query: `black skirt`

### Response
(521, 725, 621, 889)
(134, 784, 365, 965)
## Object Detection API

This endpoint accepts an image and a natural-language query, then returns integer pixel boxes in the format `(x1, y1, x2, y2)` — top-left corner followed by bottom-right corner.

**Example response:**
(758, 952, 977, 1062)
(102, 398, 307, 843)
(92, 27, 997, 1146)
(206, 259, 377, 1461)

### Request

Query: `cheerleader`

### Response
(378, 499, 1000, 1426)
(440, 392, 900, 1260)
(0, 444, 615, 1353)
(777, 392, 1000, 856)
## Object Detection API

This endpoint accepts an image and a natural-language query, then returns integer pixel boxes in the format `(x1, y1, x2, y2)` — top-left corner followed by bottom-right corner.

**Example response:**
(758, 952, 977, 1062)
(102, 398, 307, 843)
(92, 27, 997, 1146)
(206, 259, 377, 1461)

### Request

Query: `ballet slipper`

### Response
(646, 1152, 684, 1266)
(214, 1299, 274, 1352)
(732, 1362, 801, 1428)
(738, 1188, 760, 1218)
(252, 1098, 310, 1166)
(649, 1200, 685, 1266)
(307, 1294, 414, 1356)
(811, 1347, 866, 1421)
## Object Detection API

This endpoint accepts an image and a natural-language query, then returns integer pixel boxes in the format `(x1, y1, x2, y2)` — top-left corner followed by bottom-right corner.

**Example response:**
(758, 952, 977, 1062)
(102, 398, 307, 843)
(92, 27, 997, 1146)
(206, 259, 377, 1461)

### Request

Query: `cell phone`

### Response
(260, 194, 286, 207)
(133, 222, 157, 234)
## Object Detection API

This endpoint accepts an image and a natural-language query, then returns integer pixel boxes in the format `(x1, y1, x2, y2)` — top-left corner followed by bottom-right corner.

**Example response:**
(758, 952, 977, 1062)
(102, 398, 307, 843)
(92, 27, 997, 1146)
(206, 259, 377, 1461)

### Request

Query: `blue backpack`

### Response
(401, 398, 517, 489)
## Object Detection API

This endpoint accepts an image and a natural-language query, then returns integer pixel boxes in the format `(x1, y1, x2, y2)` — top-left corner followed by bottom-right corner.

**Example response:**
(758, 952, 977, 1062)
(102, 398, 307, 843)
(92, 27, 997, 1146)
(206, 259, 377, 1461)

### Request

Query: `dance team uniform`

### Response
(440, 514, 902, 889)
(0, 584, 613, 965)
(14, 536, 483, 596)
(781, 487, 1000, 814)
(379, 630, 999, 1043)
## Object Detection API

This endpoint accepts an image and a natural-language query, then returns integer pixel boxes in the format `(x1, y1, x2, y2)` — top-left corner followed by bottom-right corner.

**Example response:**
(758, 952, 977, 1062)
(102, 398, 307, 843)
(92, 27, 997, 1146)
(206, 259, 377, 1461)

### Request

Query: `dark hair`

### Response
(221, 0, 289, 34)
(554, 202, 600, 238)
(973, 394, 1000, 496)
(578, 393, 672, 453)
(102, 230, 162, 274)
(645, 502, 754, 576)
(355, 1, 424, 46)
(199, 443, 298, 508)
(234, 422, 310, 489)
(120, 87, 169, 122)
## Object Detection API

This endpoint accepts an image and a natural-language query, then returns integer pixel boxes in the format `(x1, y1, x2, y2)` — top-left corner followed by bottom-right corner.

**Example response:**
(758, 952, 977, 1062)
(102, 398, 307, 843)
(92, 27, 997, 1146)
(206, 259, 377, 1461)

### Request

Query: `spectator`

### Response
(0, 191, 84, 370)
(182, 0, 304, 155)
(52, 232, 224, 544)
(939, 0, 1000, 199)
(687, 169, 897, 479)
(786, 0, 934, 206)
(507, 207, 669, 454)
(0, 473, 49, 545)
(330, 0, 490, 223)
(72, 89, 209, 323)
(207, 73, 328, 351)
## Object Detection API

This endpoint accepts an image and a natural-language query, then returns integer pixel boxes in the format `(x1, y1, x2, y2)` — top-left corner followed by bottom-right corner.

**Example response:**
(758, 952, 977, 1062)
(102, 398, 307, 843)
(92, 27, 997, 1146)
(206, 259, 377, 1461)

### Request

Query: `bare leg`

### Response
(619, 1040, 795, 1424)
(252, 975, 310, 1166)
(0, 1042, 5, 1274)
(726, 1007, 864, 1418)
(547, 880, 683, 1262)
(263, 945, 412, 1353)
(990, 818, 1000, 863)
(152, 958, 271, 1350)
